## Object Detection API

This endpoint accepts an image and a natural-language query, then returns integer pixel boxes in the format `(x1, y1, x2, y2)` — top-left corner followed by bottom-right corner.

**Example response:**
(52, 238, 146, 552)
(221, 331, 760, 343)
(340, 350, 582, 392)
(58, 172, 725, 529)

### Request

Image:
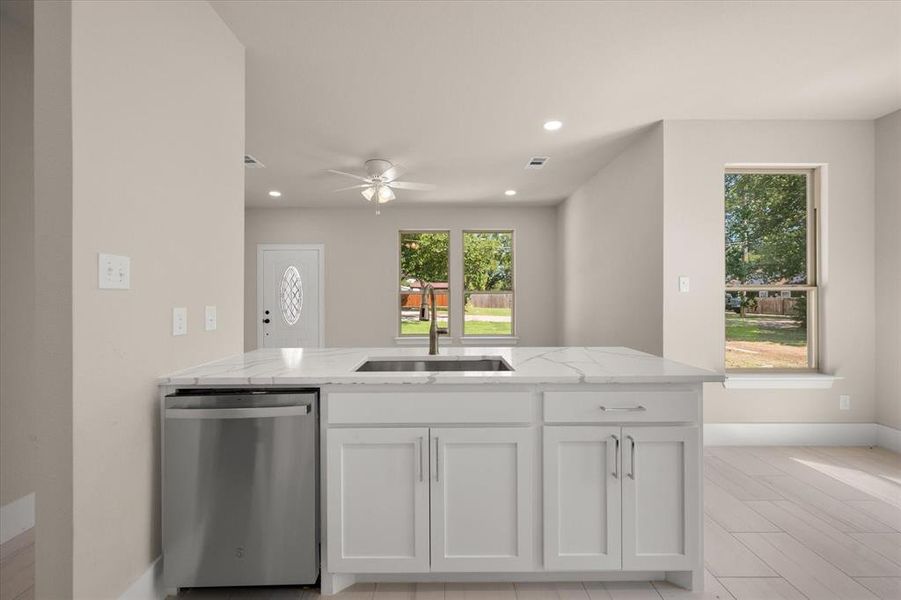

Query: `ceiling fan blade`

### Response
(332, 183, 370, 192)
(327, 169, 372, 183)
(381, 164, 406, 182)
(388, 180, 436, 191)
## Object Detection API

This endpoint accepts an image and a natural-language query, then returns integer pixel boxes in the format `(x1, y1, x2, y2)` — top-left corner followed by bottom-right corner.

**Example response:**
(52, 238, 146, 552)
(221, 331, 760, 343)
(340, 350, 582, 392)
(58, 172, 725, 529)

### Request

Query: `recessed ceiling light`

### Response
(505, 190, 517, 196)
(543, 120, 563, 131)
(268, 190, 282, 198)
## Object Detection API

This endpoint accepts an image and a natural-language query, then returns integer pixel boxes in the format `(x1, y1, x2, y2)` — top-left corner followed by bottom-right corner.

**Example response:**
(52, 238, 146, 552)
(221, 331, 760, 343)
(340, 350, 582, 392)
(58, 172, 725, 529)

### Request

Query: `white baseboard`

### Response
(704, 423, 880, 447)
(876, 424, 901, 454)
(0, 492, 35, 545)
(119, 556, 164, 600)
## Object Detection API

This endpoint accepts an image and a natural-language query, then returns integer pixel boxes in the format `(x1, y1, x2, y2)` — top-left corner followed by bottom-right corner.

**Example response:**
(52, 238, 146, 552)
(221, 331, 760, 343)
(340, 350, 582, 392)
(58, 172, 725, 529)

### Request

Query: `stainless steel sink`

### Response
(355, 357, 513, 372)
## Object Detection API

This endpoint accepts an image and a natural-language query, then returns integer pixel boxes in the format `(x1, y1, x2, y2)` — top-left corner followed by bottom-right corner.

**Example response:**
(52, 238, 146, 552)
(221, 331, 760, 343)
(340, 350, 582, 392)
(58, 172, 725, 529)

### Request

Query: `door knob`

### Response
(262, 318, 271, 324)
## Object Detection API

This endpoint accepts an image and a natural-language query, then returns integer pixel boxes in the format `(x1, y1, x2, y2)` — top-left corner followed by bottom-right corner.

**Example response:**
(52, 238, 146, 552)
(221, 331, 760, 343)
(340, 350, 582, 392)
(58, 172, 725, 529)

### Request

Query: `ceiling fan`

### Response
(328, 159, 436, 205)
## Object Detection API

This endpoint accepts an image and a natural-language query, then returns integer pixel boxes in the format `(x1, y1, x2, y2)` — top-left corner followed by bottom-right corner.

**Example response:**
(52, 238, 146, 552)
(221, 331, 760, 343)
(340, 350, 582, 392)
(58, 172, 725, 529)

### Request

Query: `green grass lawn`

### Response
(725, 312, 806, 346)
(400, 320, 511, 335)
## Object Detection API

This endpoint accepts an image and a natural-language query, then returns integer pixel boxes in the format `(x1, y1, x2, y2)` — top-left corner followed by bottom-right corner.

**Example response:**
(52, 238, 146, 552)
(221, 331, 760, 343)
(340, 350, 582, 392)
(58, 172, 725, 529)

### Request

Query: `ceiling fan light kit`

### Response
(328, 158, 435, 212)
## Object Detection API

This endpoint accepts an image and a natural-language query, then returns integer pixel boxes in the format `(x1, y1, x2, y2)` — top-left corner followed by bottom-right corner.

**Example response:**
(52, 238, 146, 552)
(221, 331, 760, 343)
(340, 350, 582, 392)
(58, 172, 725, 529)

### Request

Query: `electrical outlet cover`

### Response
(205, 305, 217, 331)
(172, 307, 187, 336)
(839, 395, 851, 410)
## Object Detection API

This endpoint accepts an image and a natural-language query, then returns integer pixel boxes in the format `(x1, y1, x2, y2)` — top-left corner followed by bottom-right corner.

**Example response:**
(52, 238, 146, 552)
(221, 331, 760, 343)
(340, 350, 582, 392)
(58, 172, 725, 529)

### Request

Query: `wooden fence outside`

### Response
(747, 297, 799, 316)
(467, 293, 513, 309)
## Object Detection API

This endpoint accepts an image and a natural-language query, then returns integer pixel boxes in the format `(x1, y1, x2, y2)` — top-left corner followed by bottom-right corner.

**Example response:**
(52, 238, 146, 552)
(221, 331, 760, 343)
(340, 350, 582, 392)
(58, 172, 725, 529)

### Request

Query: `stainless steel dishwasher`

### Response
(163, 389, 318, 589)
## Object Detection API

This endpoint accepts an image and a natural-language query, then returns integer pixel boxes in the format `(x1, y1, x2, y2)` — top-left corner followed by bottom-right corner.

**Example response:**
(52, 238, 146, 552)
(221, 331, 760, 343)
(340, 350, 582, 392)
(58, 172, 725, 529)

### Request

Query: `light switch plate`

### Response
(839, 395, 851, 410)
(172, 307, 187, 336)
(679, 276, 690, 293)
(98, 253, 130, 289)
(204, 305, 217, 331)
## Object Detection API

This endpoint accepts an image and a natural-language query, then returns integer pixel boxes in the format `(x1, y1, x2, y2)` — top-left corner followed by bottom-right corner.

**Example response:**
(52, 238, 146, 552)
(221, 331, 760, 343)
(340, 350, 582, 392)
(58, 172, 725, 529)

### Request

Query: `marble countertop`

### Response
(160, 346, 723, 386)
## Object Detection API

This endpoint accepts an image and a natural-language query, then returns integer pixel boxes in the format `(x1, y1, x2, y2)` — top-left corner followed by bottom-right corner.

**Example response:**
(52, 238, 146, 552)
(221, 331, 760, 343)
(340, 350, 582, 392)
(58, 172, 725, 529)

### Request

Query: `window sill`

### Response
(394, 336, 455, 346)
(723, 373, 842, 390)
(460, 336, 520, 346)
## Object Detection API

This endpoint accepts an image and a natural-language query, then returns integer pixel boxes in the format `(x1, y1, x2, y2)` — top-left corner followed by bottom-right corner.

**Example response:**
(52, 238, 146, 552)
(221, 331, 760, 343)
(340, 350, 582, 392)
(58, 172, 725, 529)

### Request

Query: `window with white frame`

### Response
(398, 231, 450, 336)
(463, 231, 514, 336)
(724, 169, 818, 370)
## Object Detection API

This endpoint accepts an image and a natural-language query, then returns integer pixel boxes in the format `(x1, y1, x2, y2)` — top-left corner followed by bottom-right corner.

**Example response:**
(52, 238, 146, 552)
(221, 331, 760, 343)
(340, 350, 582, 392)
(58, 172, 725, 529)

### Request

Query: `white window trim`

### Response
(723, 373, 841, 390)
(462, 229, 515, 338)
(723, 166, 821, 373)
(460, 336, 520, 346)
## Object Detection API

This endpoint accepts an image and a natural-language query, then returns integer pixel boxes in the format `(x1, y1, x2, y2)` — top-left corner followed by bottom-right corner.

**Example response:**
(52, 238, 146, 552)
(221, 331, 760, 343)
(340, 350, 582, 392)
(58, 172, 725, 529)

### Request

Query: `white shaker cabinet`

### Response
(621, 425, 700, 571)
(430, 427, 533, 572)
(543, 426, 622, 571)
(326, 427, 430, 573)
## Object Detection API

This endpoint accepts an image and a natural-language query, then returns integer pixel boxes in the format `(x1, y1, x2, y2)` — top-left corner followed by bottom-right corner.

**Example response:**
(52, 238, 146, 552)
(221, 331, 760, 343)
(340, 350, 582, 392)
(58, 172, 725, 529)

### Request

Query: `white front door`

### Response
(258, 245, 323, 348)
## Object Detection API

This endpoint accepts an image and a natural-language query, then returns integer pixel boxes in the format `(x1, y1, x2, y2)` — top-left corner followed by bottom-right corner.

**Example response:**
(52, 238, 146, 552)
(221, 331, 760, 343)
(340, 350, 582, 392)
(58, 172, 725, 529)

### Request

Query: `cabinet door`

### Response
(430, 427, 533, 572)
(327, 427, 430, 573)
(543, 426, 622, 571)
(621, 426, 699, 571)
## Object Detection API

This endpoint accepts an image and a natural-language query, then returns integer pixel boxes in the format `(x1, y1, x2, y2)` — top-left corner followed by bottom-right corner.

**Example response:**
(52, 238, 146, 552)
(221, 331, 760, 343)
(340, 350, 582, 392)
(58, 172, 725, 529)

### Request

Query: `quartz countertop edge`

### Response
(159, 347, 724, 386)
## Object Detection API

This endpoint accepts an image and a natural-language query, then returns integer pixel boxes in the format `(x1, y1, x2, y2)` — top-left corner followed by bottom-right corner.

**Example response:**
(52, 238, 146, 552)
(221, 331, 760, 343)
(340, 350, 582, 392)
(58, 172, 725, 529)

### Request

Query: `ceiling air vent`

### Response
(525, 156, 549, 170)
(244, 154, 265, 168)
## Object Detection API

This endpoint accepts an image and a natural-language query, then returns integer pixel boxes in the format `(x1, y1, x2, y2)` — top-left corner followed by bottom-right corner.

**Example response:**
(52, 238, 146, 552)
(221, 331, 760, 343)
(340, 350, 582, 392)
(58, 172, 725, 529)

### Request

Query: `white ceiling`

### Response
(210, 1, 901, 208)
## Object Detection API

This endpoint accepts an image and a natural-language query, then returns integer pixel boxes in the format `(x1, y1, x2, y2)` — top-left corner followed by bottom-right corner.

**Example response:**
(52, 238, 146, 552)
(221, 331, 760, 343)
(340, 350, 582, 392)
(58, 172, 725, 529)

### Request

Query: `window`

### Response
(399, 231, 449, 336)
(724, 169, 818, 370)
(463, 231, 514, 336)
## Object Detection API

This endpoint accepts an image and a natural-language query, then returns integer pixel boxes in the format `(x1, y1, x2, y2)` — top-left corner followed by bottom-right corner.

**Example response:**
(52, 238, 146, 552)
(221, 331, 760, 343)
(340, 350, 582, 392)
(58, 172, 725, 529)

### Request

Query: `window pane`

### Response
(400, 231, 449, 335)
(725, 290, 810, 369)
(464, 292, 512, 336)
(463, 232, 513, 292)
(400, 291, 449, 335)
(725, 173, 808, 285)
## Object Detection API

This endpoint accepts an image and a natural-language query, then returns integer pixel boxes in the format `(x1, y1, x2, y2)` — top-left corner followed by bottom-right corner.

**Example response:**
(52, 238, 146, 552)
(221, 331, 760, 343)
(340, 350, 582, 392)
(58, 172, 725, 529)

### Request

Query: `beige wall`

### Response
(662, 121, 877, 424)
(69, 1, 245, 596)
(557, 123, 663, 354)
(33, 0, 74, 594)
(245, 206, 559, 348)
(875, 110, 901, 431)
(1, 0, 36, 509)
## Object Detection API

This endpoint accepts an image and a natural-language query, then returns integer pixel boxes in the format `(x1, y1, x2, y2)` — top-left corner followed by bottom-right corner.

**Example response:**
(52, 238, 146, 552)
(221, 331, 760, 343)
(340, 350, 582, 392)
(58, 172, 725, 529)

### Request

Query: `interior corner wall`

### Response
(1, 0, 36, 512)
(245, 206, 559, 348)
(33, 0, 74, 595)
(662, 120, 877, 425)
(875, 110, 901, 431)
(69, 1, 245, 596)
(556, 123, 664, 354)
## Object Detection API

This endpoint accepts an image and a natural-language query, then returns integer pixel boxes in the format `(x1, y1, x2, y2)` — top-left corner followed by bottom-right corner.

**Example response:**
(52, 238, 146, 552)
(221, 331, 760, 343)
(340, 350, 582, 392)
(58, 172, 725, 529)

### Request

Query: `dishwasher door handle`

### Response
(166, 405, 311, 420)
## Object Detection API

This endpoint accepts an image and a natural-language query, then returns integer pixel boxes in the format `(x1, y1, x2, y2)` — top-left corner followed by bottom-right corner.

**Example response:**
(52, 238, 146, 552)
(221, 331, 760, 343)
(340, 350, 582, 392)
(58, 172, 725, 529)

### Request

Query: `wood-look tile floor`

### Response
(176, 447, 901, 600)
(2, 447, 898, 600)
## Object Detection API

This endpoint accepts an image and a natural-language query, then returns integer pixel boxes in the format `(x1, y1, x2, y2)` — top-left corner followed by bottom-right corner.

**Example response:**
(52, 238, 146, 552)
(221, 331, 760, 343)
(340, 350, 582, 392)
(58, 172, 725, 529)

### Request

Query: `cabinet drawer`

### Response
(328, 391, 534, 425)
(544, 391, 697, 423)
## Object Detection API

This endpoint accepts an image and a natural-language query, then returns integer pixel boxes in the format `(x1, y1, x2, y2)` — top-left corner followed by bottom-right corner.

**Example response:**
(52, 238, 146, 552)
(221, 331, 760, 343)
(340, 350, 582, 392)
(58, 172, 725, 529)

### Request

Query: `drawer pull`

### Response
(598, 405, 646, 412)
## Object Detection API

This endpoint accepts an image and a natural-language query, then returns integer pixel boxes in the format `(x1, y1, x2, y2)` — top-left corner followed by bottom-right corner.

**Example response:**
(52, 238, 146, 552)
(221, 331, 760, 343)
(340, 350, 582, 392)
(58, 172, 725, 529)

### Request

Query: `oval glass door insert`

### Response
(279, 265, 303, 326)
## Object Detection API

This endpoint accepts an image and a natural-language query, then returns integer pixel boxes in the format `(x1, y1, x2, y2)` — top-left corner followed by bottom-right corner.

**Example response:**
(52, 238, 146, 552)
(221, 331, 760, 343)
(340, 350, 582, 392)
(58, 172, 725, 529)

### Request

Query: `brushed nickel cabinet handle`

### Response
(418, 436, 424, 482)
(599, 405, 646, 412)
(434, 436, 440, 482)
(611, 434, 620, 479)
(626, 435, 636, 480)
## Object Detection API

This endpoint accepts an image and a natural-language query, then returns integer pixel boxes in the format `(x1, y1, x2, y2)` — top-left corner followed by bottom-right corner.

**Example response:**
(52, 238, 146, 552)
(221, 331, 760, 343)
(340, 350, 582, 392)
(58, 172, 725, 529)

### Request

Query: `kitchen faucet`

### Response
(419, 283, 439, 355)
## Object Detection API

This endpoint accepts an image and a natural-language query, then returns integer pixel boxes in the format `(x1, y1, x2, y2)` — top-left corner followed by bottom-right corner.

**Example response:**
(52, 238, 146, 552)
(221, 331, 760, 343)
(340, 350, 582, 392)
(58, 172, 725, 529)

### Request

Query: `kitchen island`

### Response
(160, 346, 722, 595)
